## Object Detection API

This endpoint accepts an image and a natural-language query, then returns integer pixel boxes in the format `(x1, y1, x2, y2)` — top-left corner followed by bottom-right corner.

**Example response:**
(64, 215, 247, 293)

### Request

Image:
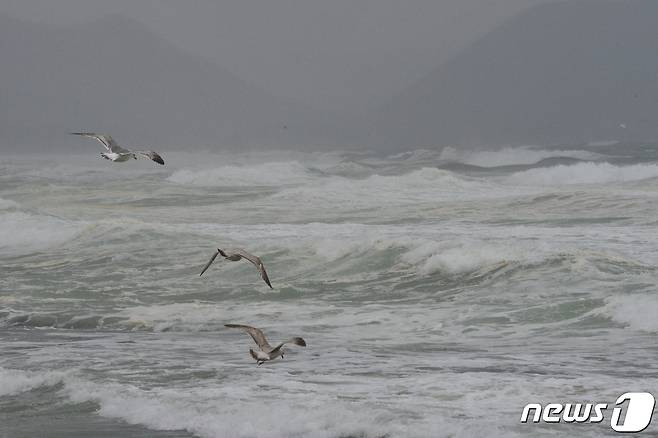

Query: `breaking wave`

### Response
(0, 367, 69, 397)
(0, 199, 83, 256)
(506, 162, 658, 185)
(61, 378, 436, 438)
(0, 198, 20, 210)
(272, 167, 495, 204)
(439, 146, 603, 167)
(601, 294, 658, 332)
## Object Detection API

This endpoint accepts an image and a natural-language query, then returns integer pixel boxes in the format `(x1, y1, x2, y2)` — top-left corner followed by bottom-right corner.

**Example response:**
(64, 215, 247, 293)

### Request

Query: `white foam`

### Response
(603, 294, 658, 332)
(388, 149, 441, 162)
(116, 303, 235, 331)
(309, 230, 403, 262)
(0, 210, 82, 256)
(401, 239, 536, 275)
(506, 162, 658, 186)
(167, 161, 314, 186)
(440, 146, 601, 167)
(0, 198, 20, 210)
(62, 378, 443, 438)
(273, 167, 496, 205)
(0, 367, 68, 397)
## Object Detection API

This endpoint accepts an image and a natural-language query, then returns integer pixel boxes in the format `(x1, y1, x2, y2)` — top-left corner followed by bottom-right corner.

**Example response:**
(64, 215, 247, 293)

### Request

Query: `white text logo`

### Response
(521, 392, 655, 433)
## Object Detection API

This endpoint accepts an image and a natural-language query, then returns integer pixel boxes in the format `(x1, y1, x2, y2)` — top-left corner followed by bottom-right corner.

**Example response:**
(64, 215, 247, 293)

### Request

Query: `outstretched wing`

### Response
(270, 337, 307, 355)
(199, 249, 221, 276)
(136, 151, 165, 165)
(225, 324, 271, 349)
(234, 249, 273, 289)
(70, 132, 125, 153)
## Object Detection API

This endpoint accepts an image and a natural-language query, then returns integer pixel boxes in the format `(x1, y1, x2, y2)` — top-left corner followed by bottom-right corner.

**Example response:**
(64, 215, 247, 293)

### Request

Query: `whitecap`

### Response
(440, 146, 602, 167)
(506, 162, 658, 186)
(0, 210, 82, 256)
(601, 294, 658, 332)
(0, 367, 69, 397)
(272, 167, 496, 205)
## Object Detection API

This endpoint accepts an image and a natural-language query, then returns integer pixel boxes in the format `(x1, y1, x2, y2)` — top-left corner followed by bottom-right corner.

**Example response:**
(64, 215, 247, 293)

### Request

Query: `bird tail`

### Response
(270, 337, 306, 356)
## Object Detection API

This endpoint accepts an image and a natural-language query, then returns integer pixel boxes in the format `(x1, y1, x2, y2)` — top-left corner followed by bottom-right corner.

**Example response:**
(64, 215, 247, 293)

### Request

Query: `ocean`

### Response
(1, 143, 657, 437)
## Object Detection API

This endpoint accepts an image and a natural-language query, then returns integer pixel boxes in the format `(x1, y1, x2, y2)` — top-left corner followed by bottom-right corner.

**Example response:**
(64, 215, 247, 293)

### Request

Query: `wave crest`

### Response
(439, 146, 602, 167)
(273, 167, 491, 205)
(601, 294, 658, 332)
(0, 203, 82, 256)
(0, 367, 69, 397)
(62, 378, 432, 438)
(507, 162, 658, 185)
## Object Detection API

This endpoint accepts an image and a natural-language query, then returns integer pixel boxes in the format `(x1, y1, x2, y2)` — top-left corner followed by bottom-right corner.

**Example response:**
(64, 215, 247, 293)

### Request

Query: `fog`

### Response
(0, 0, 544, 111)
(1, 0, 656, 152)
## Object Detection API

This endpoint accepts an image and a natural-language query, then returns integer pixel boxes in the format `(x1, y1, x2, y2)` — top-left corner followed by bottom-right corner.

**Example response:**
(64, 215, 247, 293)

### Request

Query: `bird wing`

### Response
(225, 324, 271, 349)
(70, 132, 126, 153)
(233, 249, 272, 289)
(270, 337, 307, 354)
(199, 249, 221, 276)
(136, 151, 165, 165)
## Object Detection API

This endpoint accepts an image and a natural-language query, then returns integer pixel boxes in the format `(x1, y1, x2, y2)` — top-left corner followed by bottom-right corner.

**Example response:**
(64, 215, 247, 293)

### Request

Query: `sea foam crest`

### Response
(601, 294, 658, 333)
(62, 378, 438, 438)
(0, 198, 20, 210)
(0, 204, 82, 256)
(273, 167, 492, 204)
(0, 367, 69, 397)
(439, 146, 601, 167)
(400, 239, 537, 275)
(507, 162, 658, 185)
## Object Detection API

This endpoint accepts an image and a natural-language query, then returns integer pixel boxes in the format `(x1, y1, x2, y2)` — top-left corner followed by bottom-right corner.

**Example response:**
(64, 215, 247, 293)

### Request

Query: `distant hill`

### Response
(0, 14, 358, 152)
(372, 0, 658, 149)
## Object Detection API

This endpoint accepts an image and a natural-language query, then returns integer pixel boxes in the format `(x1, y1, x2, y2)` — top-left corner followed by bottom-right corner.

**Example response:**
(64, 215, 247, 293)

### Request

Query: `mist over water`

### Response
(1, 144, 658, 437)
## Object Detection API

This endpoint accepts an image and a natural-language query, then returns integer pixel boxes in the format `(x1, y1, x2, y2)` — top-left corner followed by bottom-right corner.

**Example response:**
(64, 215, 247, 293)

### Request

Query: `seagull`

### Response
(225, 324, 306, 366)
(199, 248, 273, 289)
(70, 132, 165, 165)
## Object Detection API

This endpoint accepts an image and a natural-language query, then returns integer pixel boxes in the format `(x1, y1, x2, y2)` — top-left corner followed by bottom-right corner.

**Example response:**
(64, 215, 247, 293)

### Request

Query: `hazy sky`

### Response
(0, 0, 549, 111)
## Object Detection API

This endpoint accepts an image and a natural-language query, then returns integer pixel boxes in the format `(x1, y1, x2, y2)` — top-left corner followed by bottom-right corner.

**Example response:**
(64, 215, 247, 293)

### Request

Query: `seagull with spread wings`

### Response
(70, 132, 165, 165)
(200, 248, 273, 289)
(225, 324, 306, 366)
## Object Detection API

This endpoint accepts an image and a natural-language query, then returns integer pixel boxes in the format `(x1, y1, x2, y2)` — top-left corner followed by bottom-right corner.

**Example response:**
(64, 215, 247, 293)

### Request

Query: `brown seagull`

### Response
(200, 248, 273, 288)
(225, 324, 306, 366)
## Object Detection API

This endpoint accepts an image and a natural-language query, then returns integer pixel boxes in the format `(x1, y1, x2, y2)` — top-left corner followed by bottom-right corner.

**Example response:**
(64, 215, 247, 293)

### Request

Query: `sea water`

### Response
(1, 144, 657, 437)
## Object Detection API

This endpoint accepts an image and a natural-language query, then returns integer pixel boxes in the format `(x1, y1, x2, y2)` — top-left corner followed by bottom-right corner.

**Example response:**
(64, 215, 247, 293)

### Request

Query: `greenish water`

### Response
(1, 145, 658, 437)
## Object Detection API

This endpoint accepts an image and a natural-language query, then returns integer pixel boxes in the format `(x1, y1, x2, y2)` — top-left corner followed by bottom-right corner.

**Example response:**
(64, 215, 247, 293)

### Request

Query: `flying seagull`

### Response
(225, 324, 306, 366)
(199, 248, 273, 288)
(70, 132, 165, 165)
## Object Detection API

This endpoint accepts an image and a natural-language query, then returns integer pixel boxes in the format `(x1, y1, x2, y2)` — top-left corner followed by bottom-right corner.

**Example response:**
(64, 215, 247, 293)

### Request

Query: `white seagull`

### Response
(70, 132, 165, 165)
(225, 324, 306, 366)
(200, 248, 273, 289)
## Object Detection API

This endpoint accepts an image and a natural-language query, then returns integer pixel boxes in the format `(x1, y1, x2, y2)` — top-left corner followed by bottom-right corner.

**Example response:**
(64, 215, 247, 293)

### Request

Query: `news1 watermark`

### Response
(521, 392, 656, 433)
